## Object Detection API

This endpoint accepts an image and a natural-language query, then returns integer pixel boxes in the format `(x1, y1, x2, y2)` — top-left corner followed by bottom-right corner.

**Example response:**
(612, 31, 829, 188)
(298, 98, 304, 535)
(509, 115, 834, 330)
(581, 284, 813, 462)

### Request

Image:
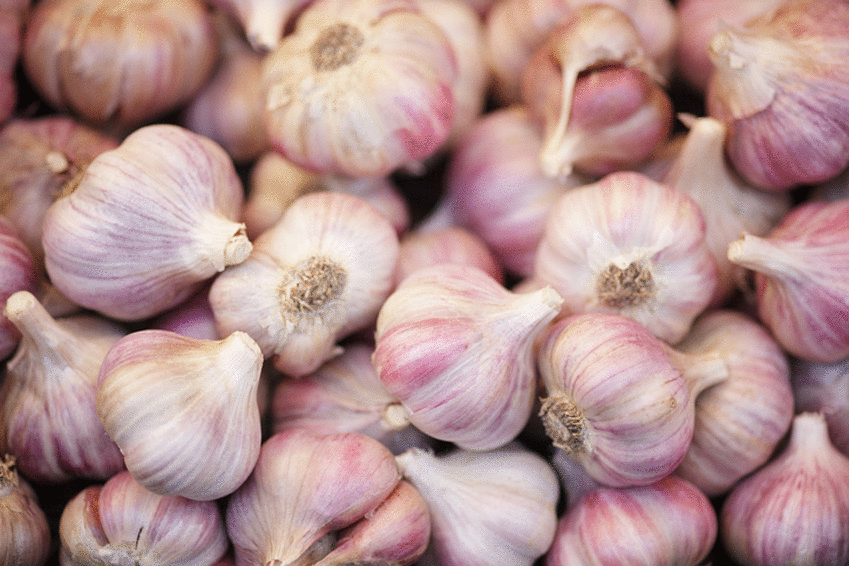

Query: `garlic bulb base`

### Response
(596, 258, 656, 308)
(539, 391, 591, 455)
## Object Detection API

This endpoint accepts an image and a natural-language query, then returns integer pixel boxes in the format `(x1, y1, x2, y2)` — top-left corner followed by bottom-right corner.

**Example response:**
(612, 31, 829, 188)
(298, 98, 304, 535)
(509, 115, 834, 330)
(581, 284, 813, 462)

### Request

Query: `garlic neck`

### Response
(539, 391, 591, 455)
(311, 23, 365, 72)
(727, 234, 807, 280)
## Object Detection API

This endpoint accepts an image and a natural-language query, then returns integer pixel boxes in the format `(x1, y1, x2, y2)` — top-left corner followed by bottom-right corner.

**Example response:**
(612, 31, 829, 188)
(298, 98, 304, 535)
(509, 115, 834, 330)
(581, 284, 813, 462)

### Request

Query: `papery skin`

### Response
(546, 475, 717, 566)
(0, 219, 37, 361)
(395, 226, 503, 286)
(706, 0, 849, 191)
(23, 0, 219, 132)
(153, 289, 220, 341)
(721, 412, 849, 566)
(792, 356, 849, 456)
(373, 263, 563, 451)
(395, 444, 560, 566)
(96, 330, 263, 501)
(728, 198, 849, 363)
(226, 429, 402, 566)
(59, 470, 228, 566)
(0, 455, 51, 566)
(42, 124, 251, 322)
(210, 191, 399, 377)
(1, 290, 126, 483)
(261, 0, 456, 177)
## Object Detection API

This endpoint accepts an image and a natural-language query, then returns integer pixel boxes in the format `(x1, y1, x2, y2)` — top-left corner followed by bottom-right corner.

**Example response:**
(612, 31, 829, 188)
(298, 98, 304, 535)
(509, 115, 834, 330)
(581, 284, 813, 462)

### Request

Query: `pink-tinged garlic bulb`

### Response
(208, 0, 314, 52)
(226, 429, 403, 565)
(673, 309, 794, 496)
(152, 289, 220, 341)
(728, 198, 849, 363)
(395, 225, 503, 286)
(1, 290, 125, 483)
(23, 0, 219, 132)
(96, 330, 263, 501)
(444, 106, 587, 277)
(0, 455, 50, 566)
(527, 171, 717, 345)
(395, 443, 560, 566)
(42, 124, 252, 322)
(210, 191, 399, 378)
(792, 357, 849, 456)
(721, 412, 849, 566)
(706, 0, 849, 191)
(662, 115, 791, 306)
(538, 312, 728, 487)
(59, 470, 228, 566)
(0, 0, 31, 124)
(0, 115, 119, 262)
(261, 0, 456, 178)
(374, 263, 563, 451)
(0, 219, 36, 361)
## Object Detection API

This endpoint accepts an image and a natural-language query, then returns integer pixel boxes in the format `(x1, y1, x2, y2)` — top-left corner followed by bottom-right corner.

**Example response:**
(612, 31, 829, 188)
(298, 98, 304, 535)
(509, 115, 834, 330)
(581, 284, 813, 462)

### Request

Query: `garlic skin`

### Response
(792, 357, 849, 456)
(1, 290, 126, 483)
(395, 443, 560, 566)
(0, 455, 51, 566)
(208, 0, 314, 52)
(0, 219, 37, 361)
(59, 470, 228, 566)
(721, 412, 849, 566)
(373, 263, 564, 451)
(153, 289, 220, 341)
(673, 309, 794, 497)
(528, 171, 717, 345)
(23, 0, 219, 132)
(210, 191, 399, 377)
(42, 124, 252, 322)
(706, 0, 849, 191)
(96, 330, 263, 501)
(261, 0, 456, 177)
(728, 198, 849, 363)
(226, 429, 402, 566)
(538, 312, 728, 487)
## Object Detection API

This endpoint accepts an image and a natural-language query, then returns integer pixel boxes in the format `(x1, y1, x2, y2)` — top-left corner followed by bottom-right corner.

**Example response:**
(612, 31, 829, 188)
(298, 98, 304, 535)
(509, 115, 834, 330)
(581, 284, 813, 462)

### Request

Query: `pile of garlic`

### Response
(3, 0, 849, 565)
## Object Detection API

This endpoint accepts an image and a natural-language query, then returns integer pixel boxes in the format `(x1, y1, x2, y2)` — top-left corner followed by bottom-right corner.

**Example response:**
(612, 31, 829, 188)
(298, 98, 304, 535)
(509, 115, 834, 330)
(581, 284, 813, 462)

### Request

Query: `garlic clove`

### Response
(0, 454, 51, 566)
(96, 329, 263, 501)
(0, 218, 37, 361)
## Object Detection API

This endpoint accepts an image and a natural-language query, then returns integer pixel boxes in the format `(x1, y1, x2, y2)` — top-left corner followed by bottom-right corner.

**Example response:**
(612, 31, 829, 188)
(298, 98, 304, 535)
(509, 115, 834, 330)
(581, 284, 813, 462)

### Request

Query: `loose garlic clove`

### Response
(1, 290, 126, 483)
(96, 329, 263, 501)
(0, 455, 51, 566)
(395, 443, 560, 566)
(261, 0, 457, 178)
(210, 191, 399, 377)
(208, 0, 314, 52)
(59, 470, 228, 566)
(226, 429, 402, 566)
(42, 124, 252, 322)
(0, 219, 36, 361)
(374, 263, 563, 451)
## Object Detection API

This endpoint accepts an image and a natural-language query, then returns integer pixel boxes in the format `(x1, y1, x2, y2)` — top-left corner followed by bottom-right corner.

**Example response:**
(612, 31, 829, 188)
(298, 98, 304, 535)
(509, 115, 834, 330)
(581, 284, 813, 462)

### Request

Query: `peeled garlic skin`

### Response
(0, 456, 51, 566)
(0, 219, 36, 361)
(59, 470, 228, 566)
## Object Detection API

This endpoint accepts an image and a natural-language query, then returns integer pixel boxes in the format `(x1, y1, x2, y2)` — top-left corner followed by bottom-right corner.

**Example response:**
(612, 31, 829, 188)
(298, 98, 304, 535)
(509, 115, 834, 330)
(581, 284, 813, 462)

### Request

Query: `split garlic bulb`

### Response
(96, 330, 263, 501)
(0, 454, 51, 566)
(42, 124, 252, 322)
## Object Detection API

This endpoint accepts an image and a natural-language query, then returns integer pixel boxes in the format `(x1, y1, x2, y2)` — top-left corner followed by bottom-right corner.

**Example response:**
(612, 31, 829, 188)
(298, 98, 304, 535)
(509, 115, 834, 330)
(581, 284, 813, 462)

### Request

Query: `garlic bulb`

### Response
(1, 290, 126, 483)
(96, 330, 263, 501)
(59, 470, 229, 566)
(706, 0, 849, 191)
(538, 312, 728, 487)
(152, 289, 220, 341)
(528, 171, 717, 345)
(0, 219, 36, 361)
(792, 356, 849, 456)
(210, 191, 399, 377)
(261, 0, 457, 177)
(42, 123, 252, 322)
(23, 0, 219, 132)
(208, 0, 314, 52)
(728, 198, 849, 363)
(0, 454, 51, 566)
(721, 412, 849, 566)
(0, 0, 30, 124)
(226, 429, 402, 565)
(395, 443, 560, 566)
(673, 309, 794, 496)
(373, 263, 563, 451)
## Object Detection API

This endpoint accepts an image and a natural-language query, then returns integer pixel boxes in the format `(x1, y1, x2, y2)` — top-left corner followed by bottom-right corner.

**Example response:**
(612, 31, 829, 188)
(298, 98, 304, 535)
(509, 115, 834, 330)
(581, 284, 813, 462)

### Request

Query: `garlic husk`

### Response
(59, 470, 228, 566)
(527, 171, 718, 345)
(662, 115, 791, 306)
(673, 309, 794, 497)
(210, 191, 399, 377)
(42, 123, 252, 322)
(226, 429, 402, 566)
(721, 411, 849, 566)
(792, 357, 849, 456)
(22, 0, 220, 132)
(538, 312, 729, 487)
(705, 0, 849, 190)
(727, 198, 849, 363)
(261, 0, 456, 177)
(1, 290, 126, 483)
(374, 263, 564, 451)
(395, 443, 560, 566)
(0, 454, 51, 566)
(208, 0, 314, 52)
(0, 219, 37, 361)
(96, 329, 263, 501)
